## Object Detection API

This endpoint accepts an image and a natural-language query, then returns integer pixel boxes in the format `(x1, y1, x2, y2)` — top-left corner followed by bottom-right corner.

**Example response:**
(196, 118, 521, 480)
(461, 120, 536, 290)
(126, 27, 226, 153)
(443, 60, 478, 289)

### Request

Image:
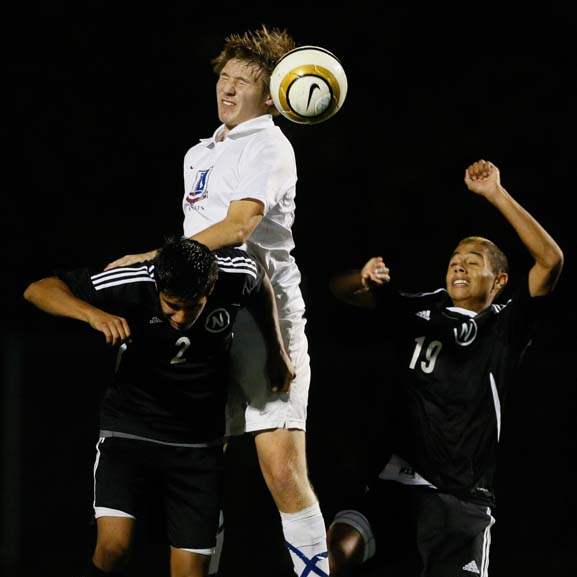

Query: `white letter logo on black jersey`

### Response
(205, 308, 231, 333)
(453, 319, 478, 346)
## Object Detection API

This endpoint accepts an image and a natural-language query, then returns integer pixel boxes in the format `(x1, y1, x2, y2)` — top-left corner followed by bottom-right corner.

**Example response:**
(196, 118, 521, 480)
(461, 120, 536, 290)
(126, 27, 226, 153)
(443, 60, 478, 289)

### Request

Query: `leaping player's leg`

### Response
(227, 309, 329, 576)
(255, 428, 329, 576)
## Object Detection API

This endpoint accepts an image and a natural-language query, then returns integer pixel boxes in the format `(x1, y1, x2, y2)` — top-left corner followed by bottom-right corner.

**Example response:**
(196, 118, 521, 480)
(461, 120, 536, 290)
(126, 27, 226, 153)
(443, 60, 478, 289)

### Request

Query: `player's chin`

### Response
(218, 105, 236, 123)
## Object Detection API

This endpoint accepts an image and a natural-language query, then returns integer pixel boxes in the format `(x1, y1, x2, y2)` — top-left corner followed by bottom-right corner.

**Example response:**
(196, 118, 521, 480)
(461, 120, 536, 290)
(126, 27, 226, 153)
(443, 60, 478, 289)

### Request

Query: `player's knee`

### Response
(327, 523, 365, 575)
(93, 539, 130, 571)
(263, 457, 308, 498)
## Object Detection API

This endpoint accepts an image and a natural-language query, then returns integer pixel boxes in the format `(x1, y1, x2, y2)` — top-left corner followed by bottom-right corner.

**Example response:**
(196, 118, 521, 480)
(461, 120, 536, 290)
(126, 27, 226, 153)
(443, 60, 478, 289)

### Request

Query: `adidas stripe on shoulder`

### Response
(91, 265, 156, 291)
(215, 255, 257, 280)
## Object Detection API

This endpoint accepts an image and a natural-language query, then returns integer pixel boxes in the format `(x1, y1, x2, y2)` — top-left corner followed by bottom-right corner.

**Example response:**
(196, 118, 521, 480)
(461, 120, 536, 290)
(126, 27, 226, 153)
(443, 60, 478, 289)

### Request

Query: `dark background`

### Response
(2, 5, 576, 576)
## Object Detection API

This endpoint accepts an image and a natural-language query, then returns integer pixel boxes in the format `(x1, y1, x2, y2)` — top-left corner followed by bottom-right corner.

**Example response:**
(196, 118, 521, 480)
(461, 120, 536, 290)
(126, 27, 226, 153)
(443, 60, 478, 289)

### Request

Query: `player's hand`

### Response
(105, 250, 158, 270)
(464, 160, 503, 200)
(267, 349, 296, 393)
(85, 309, 131, 346)
(361, 257, 390, 290)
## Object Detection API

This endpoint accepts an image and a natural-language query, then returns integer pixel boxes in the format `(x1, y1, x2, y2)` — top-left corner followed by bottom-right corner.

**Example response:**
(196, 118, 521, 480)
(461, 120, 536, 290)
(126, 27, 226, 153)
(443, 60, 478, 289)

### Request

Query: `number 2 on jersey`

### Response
(409, 336, 442, 374)
(170, 336, 192, 365)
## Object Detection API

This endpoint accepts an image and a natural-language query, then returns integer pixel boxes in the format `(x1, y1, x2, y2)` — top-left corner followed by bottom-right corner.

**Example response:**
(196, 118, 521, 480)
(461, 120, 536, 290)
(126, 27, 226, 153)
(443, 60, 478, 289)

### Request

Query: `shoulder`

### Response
(397, 287, 448, 307)
(214, 248, 259, 281)
(184, 139, 211, 161)
(90, 263, 157, 293)
(245, 127, 295, 161)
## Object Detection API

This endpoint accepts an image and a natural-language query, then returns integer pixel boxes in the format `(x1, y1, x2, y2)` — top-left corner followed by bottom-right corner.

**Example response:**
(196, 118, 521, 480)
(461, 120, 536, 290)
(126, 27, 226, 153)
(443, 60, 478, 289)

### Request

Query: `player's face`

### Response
(216, 58, 273, 131)
(159, 292, 208, 331)
(446, 242, 503, 312)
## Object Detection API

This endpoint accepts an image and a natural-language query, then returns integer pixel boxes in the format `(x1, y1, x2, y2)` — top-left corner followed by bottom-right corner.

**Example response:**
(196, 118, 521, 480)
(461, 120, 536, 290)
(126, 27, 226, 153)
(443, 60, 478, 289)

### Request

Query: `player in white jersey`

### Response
(106, 26, 329, 577)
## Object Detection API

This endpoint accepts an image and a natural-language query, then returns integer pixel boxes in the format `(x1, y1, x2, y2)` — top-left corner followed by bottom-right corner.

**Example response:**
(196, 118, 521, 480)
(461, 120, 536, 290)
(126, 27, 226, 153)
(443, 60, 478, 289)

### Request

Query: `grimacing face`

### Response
(445, 242, 508, 312)
(216, 58, 273, 132)
(159, 292, 208, 331)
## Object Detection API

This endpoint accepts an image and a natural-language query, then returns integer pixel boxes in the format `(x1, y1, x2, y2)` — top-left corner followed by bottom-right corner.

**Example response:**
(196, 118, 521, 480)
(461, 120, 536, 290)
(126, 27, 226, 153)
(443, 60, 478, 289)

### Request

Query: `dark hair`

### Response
(458, 236, 509, 274)
(211, 25, 295, 89)
(154, 237, 218, 303)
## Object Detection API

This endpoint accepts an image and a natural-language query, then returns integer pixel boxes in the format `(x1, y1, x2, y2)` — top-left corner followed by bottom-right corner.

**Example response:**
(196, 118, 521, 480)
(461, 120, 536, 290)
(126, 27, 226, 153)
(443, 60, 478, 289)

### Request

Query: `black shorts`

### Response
(93, 436, 224, 550)
(332, 480, 495, 577)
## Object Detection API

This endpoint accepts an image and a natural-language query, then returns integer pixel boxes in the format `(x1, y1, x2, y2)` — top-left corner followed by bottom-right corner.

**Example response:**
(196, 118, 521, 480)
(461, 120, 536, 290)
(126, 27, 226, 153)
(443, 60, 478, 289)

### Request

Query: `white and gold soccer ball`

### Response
(269, 46, 348, 125)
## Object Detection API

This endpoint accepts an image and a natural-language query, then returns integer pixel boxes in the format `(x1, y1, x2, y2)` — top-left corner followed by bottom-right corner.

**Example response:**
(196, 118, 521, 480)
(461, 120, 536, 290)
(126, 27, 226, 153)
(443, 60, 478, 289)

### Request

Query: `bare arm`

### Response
(23, 277, 131, 345)
(247, 268, 295, 393)
(189, 199, 263, 250)
(105, 199, 263, 269)
(465, 160, 564, 296)
(328, 257, 390, 309)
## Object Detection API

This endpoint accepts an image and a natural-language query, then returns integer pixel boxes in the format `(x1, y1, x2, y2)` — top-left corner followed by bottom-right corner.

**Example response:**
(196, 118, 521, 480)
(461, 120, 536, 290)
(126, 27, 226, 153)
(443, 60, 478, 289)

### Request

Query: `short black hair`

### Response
(154, 236, 218, 303)
(458, 236, 509, 274)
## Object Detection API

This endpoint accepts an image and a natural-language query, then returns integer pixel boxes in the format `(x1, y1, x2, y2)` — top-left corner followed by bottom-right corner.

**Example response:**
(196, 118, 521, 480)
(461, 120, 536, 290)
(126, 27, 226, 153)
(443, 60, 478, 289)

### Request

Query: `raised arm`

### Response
(246, 268, 295, 393)
(23, 276, 131, 345)
(465, 160, 564, 296)
(328, 257, 391, 309)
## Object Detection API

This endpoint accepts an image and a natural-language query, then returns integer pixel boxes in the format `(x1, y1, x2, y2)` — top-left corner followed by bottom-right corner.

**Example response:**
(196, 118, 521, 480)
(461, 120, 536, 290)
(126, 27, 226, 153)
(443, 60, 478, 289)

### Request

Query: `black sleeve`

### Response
(498, 276, 550, 354)
(374, 282, 448, 319)
(213, 249, 263, 305)
(55, 263, 155, 314)
(55, 267, 99, 304)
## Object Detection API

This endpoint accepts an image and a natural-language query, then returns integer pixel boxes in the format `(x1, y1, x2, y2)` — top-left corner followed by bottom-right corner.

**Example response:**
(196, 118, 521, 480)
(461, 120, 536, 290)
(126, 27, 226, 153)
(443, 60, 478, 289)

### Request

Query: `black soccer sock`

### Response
(83, 559, 125, 576)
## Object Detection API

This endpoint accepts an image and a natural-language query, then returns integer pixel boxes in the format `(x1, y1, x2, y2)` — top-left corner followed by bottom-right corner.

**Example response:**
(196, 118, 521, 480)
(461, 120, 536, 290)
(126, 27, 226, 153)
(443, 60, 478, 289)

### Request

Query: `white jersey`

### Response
(182, 114, 305, 322)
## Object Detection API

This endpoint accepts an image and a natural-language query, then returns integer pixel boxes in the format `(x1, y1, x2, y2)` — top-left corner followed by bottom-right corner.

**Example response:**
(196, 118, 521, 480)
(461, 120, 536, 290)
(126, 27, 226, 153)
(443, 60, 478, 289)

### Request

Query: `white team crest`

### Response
(415, 310, 431, 321)
(205, 308, 231, 333)
(453, 319, 478, 346)
(185, 167, 213, 207)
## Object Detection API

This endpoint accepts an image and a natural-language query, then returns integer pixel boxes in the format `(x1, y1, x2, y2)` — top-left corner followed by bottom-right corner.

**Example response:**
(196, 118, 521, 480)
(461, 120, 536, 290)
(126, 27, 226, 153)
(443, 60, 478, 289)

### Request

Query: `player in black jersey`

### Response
(326, 160, 563, 576)
(24, 237, 293, 577)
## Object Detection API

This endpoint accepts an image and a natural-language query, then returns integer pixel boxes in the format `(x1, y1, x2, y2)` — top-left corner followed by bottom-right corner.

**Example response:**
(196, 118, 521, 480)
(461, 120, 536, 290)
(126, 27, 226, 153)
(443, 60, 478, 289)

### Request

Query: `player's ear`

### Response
(494, 272, 508, 293)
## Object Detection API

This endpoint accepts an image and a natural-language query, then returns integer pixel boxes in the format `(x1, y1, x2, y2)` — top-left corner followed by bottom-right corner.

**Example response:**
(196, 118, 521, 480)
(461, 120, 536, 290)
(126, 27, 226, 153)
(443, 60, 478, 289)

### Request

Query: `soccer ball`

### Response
(270, 46, 348, 125)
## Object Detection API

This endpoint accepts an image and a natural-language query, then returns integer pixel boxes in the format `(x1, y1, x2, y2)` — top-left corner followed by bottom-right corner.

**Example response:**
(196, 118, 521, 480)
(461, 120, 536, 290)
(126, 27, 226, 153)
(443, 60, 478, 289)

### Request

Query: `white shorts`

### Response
(226, 308, 310, 435)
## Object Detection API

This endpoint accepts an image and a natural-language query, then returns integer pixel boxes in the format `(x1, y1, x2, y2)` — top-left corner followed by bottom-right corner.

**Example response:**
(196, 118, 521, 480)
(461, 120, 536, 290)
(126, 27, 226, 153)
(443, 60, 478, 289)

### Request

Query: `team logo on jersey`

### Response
(399, 465, 415, 478)
(205, 308, 231, 333)
(453, 319, 478, 346)
(415, 310, 431, 321)
(462, 560, 480, 574)
(185, 167, 213, 206)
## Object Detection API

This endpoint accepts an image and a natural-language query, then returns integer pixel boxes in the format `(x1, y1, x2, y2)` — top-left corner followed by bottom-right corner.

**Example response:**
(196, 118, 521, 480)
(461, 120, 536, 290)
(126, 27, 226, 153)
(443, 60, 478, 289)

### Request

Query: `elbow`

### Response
(235, 225, 251, 246)
(554, 247, 564, 270)
(23, 282, 37, 303)
(543, 245, 564, 274)
(225, 211, 262, 247)
(231, 221, 257, 246)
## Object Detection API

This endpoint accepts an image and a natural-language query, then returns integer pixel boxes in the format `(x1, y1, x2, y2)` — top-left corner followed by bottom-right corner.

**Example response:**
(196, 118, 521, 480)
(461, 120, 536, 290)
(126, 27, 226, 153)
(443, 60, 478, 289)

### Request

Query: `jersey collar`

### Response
(199, 114, 274, 146)
(445, 306, 478, 318)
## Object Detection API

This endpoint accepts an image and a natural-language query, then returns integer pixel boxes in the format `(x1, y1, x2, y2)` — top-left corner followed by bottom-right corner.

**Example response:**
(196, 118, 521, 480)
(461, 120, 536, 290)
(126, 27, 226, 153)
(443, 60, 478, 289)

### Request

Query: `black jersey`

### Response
(375, 279, 547, 504)
(58, 248, 261, 444)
